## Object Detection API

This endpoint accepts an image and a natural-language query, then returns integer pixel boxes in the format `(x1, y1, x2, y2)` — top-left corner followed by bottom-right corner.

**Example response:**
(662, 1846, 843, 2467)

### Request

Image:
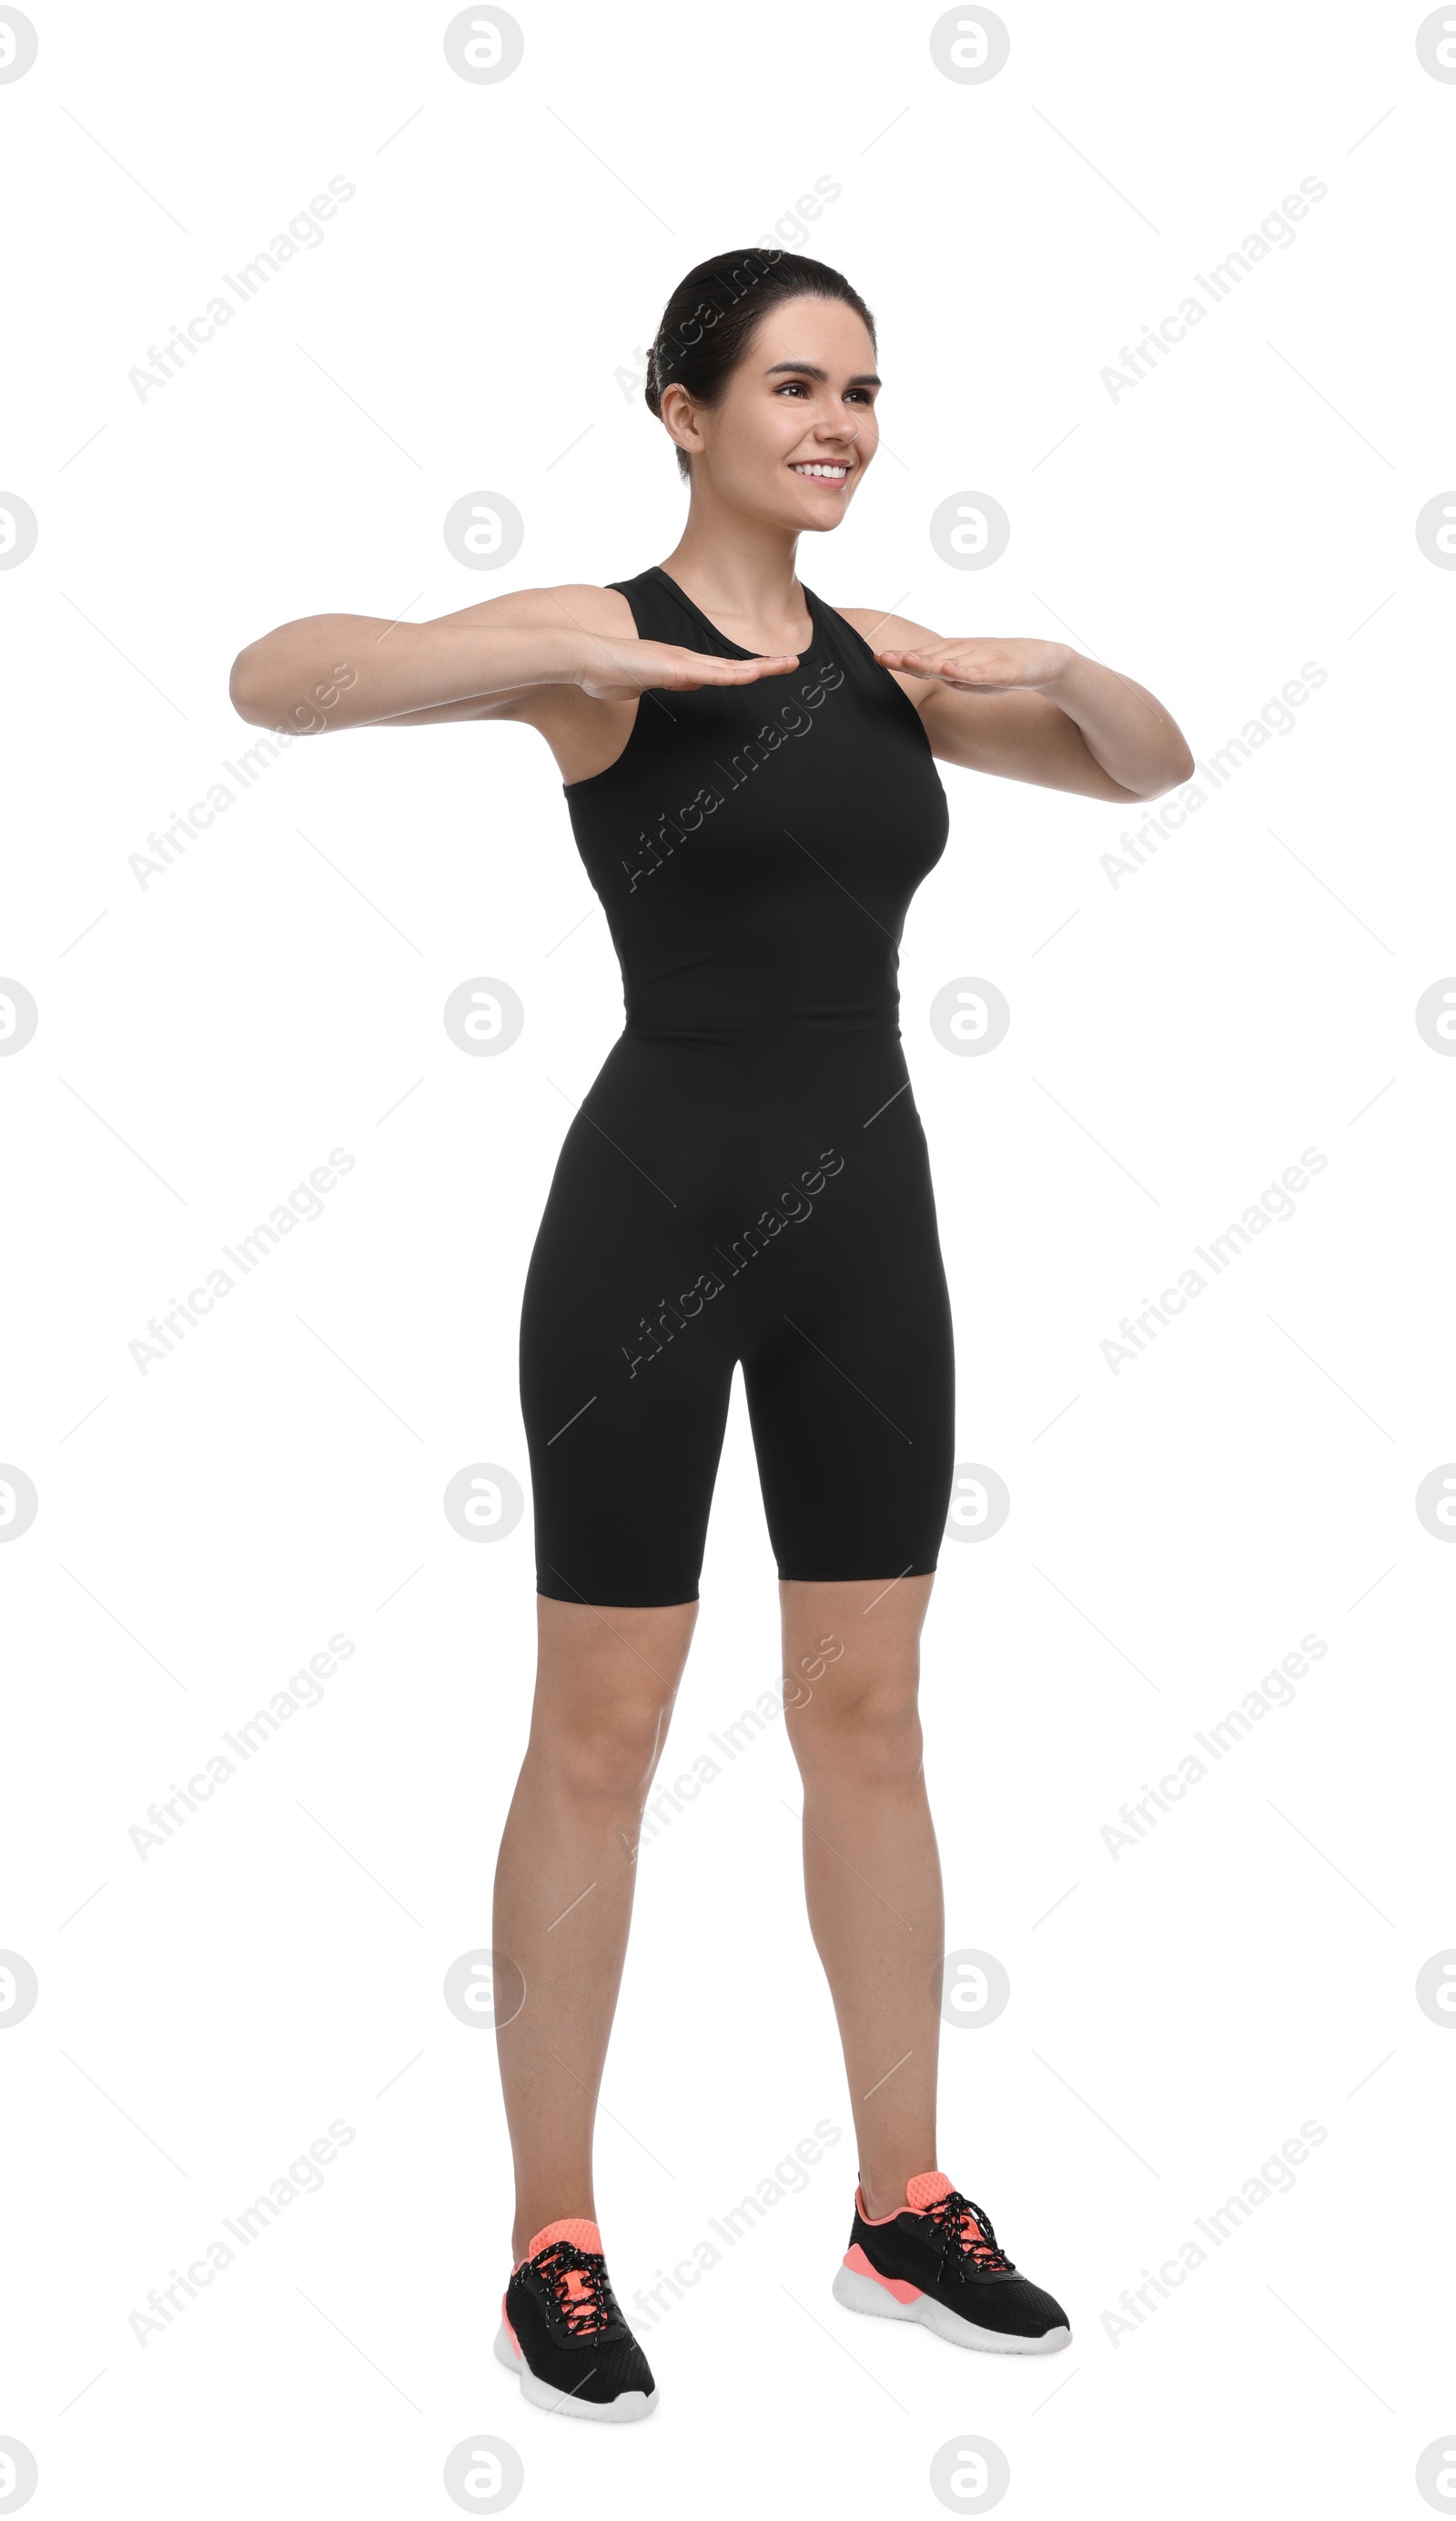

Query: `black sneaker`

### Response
(494, 2217, 659, 2421)
(833, 2172, 1071, 2354)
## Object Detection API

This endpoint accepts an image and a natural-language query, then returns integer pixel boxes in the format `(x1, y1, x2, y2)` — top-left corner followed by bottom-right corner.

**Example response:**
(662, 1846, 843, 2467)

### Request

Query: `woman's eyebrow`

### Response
(763, 360, 883, 387)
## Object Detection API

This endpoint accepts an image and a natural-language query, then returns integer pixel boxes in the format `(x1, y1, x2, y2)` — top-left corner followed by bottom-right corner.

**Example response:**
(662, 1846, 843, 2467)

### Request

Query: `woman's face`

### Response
(665, 294, 881, 528)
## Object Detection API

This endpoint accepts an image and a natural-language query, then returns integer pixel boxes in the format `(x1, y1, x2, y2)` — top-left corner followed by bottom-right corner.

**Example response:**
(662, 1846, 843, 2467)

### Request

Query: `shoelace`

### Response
(924, 2191, 1015, 2278)
(530, 2238, 614, 2336)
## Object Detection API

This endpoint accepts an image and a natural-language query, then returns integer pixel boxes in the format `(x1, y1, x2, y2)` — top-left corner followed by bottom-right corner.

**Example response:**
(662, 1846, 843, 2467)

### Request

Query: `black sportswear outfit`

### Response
(520, 563, 955, 1607)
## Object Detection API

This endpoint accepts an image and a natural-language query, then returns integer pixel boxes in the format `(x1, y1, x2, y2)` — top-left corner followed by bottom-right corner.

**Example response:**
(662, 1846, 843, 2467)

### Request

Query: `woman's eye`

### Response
(774, 380, 875, 405)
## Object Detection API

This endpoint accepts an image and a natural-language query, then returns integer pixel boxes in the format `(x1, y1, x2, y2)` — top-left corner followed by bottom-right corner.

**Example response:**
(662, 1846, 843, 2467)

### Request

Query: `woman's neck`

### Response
(660, 506, 811, 651)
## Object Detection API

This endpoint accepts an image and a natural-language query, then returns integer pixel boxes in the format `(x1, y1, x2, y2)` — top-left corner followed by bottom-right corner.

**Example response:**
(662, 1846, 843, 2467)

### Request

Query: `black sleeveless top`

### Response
(562, 564, 949, 1041)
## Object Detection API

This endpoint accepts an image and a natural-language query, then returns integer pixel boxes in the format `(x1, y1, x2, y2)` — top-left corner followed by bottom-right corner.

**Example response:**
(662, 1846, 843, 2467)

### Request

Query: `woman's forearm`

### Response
(228, 615, 586, 734)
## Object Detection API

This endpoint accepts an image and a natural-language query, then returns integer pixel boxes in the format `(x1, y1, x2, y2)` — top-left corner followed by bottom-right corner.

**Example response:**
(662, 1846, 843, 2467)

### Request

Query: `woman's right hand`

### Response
(572, 636, 801, 701)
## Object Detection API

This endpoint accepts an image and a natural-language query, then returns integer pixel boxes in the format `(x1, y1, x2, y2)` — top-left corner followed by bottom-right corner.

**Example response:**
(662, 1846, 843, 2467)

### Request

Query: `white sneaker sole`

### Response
(492, 2322, 659, 2422)
(832, 2264, 1071, 2354)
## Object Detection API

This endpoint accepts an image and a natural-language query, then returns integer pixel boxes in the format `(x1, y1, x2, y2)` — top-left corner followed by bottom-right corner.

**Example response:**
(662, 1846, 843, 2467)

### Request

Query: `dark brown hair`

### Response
(644, 249, 876, 481)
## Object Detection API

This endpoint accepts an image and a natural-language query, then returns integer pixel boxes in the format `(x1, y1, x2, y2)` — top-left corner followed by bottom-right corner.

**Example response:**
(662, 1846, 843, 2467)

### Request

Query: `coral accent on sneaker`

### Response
(854, 2172, 990, 2247)
(905, 2172, 986, 2246)
(843, 2243, 922, 2303)
(516, 2218, 610, 2323)
(518, 2216, 603, 2269)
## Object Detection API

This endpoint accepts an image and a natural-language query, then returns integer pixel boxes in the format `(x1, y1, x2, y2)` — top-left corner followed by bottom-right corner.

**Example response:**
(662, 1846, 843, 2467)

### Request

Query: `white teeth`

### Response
(793, 463, 848, 479)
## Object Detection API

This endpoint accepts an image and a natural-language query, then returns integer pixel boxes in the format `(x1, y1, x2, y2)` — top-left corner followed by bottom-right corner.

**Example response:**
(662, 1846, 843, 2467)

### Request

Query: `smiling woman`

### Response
(643, 246, 880, 486)
(228, 238, 1192, 2426)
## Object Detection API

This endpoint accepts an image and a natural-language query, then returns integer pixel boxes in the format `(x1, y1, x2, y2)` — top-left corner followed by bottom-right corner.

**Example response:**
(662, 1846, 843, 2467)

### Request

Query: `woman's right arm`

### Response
(228, 583, 800, 748)
(229, 584, 622, 736)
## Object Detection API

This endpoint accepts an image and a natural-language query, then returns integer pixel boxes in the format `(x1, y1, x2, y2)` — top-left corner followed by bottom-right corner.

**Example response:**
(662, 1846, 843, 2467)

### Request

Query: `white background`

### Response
(3, 2, 1454, 2515)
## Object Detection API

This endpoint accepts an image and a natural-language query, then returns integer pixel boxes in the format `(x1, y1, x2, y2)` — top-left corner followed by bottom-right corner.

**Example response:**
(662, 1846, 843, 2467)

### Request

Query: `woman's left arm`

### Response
(842, 612, 1195, 803)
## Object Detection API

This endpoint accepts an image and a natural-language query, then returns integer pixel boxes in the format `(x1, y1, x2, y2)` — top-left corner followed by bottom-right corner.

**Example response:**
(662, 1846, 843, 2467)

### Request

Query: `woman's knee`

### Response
(788, 1673, 925, 1783)
(531, 1600, 695, 1801)
(779, 1579, 931, 1777)
(533, 1676, 672, 1801)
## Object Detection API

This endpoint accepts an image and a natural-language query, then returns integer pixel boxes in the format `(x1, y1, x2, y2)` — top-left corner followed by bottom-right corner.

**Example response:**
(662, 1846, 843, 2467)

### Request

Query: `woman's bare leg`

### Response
(780, 1574, 945, 2218)
(492, 1595, 698, 2260)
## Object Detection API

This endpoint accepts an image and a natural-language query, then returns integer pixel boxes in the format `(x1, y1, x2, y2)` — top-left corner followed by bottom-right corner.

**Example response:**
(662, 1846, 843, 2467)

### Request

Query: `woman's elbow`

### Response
(228, 643, 276, 725)
(1128, 739, 1196, 800)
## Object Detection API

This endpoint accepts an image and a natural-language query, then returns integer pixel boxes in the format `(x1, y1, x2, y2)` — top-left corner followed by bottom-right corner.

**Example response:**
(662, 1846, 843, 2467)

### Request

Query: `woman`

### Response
(231, 248, 1193, 2424)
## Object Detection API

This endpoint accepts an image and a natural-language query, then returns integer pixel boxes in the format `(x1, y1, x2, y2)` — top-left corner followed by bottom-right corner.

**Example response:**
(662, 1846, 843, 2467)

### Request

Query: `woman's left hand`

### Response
(874, 635, 1073, 694)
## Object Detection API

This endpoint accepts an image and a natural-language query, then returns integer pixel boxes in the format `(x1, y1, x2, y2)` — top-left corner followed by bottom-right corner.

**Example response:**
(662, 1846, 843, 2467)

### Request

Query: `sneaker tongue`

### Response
(525, 2216, 602, 2261)
(905, 2172, 985, 2244)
